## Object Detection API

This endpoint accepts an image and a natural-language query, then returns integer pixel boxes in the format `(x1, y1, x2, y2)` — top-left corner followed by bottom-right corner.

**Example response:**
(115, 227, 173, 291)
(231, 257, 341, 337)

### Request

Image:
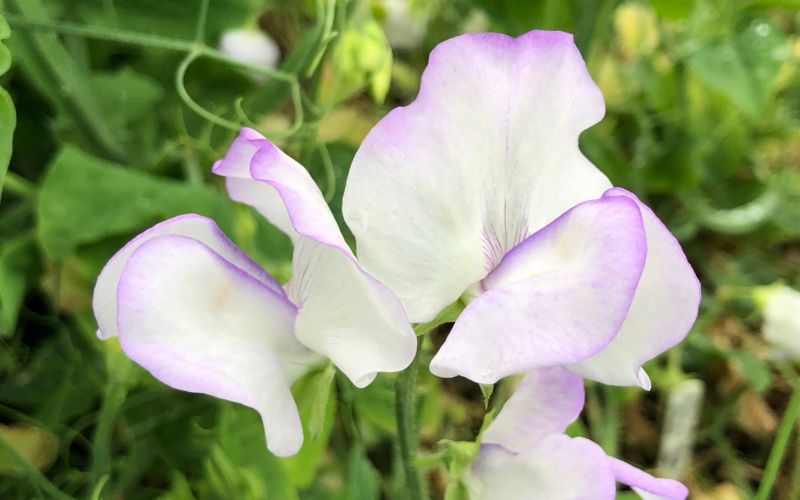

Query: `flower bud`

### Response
(753, 283, 800, 358)
(219, 28, 281, 83)
(379, 0, 432, 50)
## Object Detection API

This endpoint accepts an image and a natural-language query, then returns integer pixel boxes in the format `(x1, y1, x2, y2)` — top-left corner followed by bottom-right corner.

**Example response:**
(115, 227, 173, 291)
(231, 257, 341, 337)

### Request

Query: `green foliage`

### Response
(690, 20, 789, 117)
(0, 14, 15, 205)
(37, 146, 233, 259)
(0, 236, 40, 336)
(1, 0, 800, 499)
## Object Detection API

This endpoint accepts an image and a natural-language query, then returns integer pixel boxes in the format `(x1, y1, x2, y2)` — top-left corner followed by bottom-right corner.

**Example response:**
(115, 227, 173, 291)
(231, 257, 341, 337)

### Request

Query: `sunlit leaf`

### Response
(690, 20, 789, 117)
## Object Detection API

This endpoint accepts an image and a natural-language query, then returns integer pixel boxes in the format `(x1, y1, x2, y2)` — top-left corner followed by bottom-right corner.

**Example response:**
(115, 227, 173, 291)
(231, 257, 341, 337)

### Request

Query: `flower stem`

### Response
(754, 376, 800, 500)
(395, 336, 427, 500)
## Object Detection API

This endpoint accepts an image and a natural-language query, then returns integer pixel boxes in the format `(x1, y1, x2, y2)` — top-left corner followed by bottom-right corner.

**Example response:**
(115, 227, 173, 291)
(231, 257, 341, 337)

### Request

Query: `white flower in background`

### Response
(219, 28, 281, 83)
(380, 0, 433, 50)
(754, 284, 800, 358)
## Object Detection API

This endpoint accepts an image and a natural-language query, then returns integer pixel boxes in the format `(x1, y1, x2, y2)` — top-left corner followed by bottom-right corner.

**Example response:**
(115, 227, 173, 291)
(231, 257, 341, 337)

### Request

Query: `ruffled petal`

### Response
(607, 457, 689, 500)
(286, 237, 416, 387)
(214, 128, 351, 256)
(214, 129, 417, 386)
(213, 129, 298, 241)
(565, 188, 701, 388)
(472, 435, 616, 500)
(343, 30, 611, 322)
(429, 196, 646, 383)
(481, 367, 584, 453)
(93, 214, 284, 340)
(116, 234, 323, 456)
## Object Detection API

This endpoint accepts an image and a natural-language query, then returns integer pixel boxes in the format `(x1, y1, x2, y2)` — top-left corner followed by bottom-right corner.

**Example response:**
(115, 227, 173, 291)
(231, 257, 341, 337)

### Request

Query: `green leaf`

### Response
(89, 68, 164, 160)
(730, 350, 772, 393)
(212, 403, 299, 500)
(291, 363, 336, 443)
(479, 383, 494, 409)
(0, 236, 41, 337)
(281, 385, 336, 487)
(345, 443, 381, 500)
(7, 0, 125, 160)
(414, 299, 466, 336)
(36, 145, 233, 259)
(0, 14, 15, 205)
(353, 373, 397, 433)
(651, 0, 694, 20)
(690, 20, 789, 117)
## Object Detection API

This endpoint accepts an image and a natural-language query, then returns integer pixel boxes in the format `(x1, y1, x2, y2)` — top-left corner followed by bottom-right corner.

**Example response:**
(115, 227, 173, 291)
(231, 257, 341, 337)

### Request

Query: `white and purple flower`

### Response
(92, 131, 417, 457)
(343, 30, 701, 388)
(466, 367, 688, 500)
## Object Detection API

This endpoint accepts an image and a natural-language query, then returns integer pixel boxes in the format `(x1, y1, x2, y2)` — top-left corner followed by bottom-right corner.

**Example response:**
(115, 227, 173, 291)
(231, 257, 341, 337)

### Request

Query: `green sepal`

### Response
(414, 299, 466, 336)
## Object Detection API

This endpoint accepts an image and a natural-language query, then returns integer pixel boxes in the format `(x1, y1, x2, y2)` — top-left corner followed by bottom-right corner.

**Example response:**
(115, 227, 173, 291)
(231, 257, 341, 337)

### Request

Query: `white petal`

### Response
(473, 435, 616, 500)
(481, 367, 584, 453)
(344, 31, 611, 322)
(565, 189, 701, 388)
(286, 237, 416, 387)
(93, 214, 284, 339)
(116, 234, 323, 456)
(429, 196, 647, 383)
(214, 128, 351, 254)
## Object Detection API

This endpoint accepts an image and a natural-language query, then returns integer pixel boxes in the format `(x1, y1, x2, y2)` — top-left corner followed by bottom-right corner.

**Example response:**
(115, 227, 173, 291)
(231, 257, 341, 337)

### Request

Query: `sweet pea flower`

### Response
(342, 30, 700, 388)
(92, 132, 417, 457)
(464, 367, 688, 500)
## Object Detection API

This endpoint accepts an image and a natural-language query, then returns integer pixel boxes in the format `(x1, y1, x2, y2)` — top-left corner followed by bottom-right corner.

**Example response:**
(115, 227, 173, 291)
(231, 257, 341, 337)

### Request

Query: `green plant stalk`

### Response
(2, 171, 36, 198)
(194, 0, 211, 43)
(754, 377, 800, 500)
(395, 336, 427, 500)
(6, 15, 304, 136)
(88, 364, 130, 488)
(601, 385, 620, 457)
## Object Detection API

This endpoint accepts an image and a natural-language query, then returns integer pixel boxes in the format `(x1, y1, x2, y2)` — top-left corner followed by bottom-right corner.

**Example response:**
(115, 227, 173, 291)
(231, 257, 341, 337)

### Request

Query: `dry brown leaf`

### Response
(737, 390, 778, 436)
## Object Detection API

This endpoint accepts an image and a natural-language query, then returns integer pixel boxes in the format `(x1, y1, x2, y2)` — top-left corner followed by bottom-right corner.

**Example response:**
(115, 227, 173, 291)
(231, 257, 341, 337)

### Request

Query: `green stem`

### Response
(89, 361, 130, 488)
(2, 171, 37, 198)
(6, 15, 195, 51)
(395, 337, 426, 500)
(601, 386, 621, 457)
(754, 377, 800, 500)
(194, 0, 211, 43)
(318, 142, 336, 202)
(7, 15, 305, 137)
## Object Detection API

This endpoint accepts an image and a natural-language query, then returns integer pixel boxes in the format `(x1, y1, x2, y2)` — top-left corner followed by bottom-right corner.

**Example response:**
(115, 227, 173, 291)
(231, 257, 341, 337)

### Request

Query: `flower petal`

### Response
(473, 435, 616, 500)
(116, 234, 322, 457)
(213, 128, 352, 256)
(214, 129, 417, 386)
(429, 196, 646, 383)
(481, 367, 584, 453)
(607, 457, 689, 500)
(286, 237, 417, 387)
(93, 214, 284, 340)
(343, 30, 611, 322)
(213, 128, 298, 240)
(565, 188, 701, 388)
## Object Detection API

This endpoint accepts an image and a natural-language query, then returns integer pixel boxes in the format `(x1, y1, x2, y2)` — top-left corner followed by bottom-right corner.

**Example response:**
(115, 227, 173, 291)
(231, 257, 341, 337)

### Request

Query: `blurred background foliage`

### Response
(0, 0, 799, 499)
